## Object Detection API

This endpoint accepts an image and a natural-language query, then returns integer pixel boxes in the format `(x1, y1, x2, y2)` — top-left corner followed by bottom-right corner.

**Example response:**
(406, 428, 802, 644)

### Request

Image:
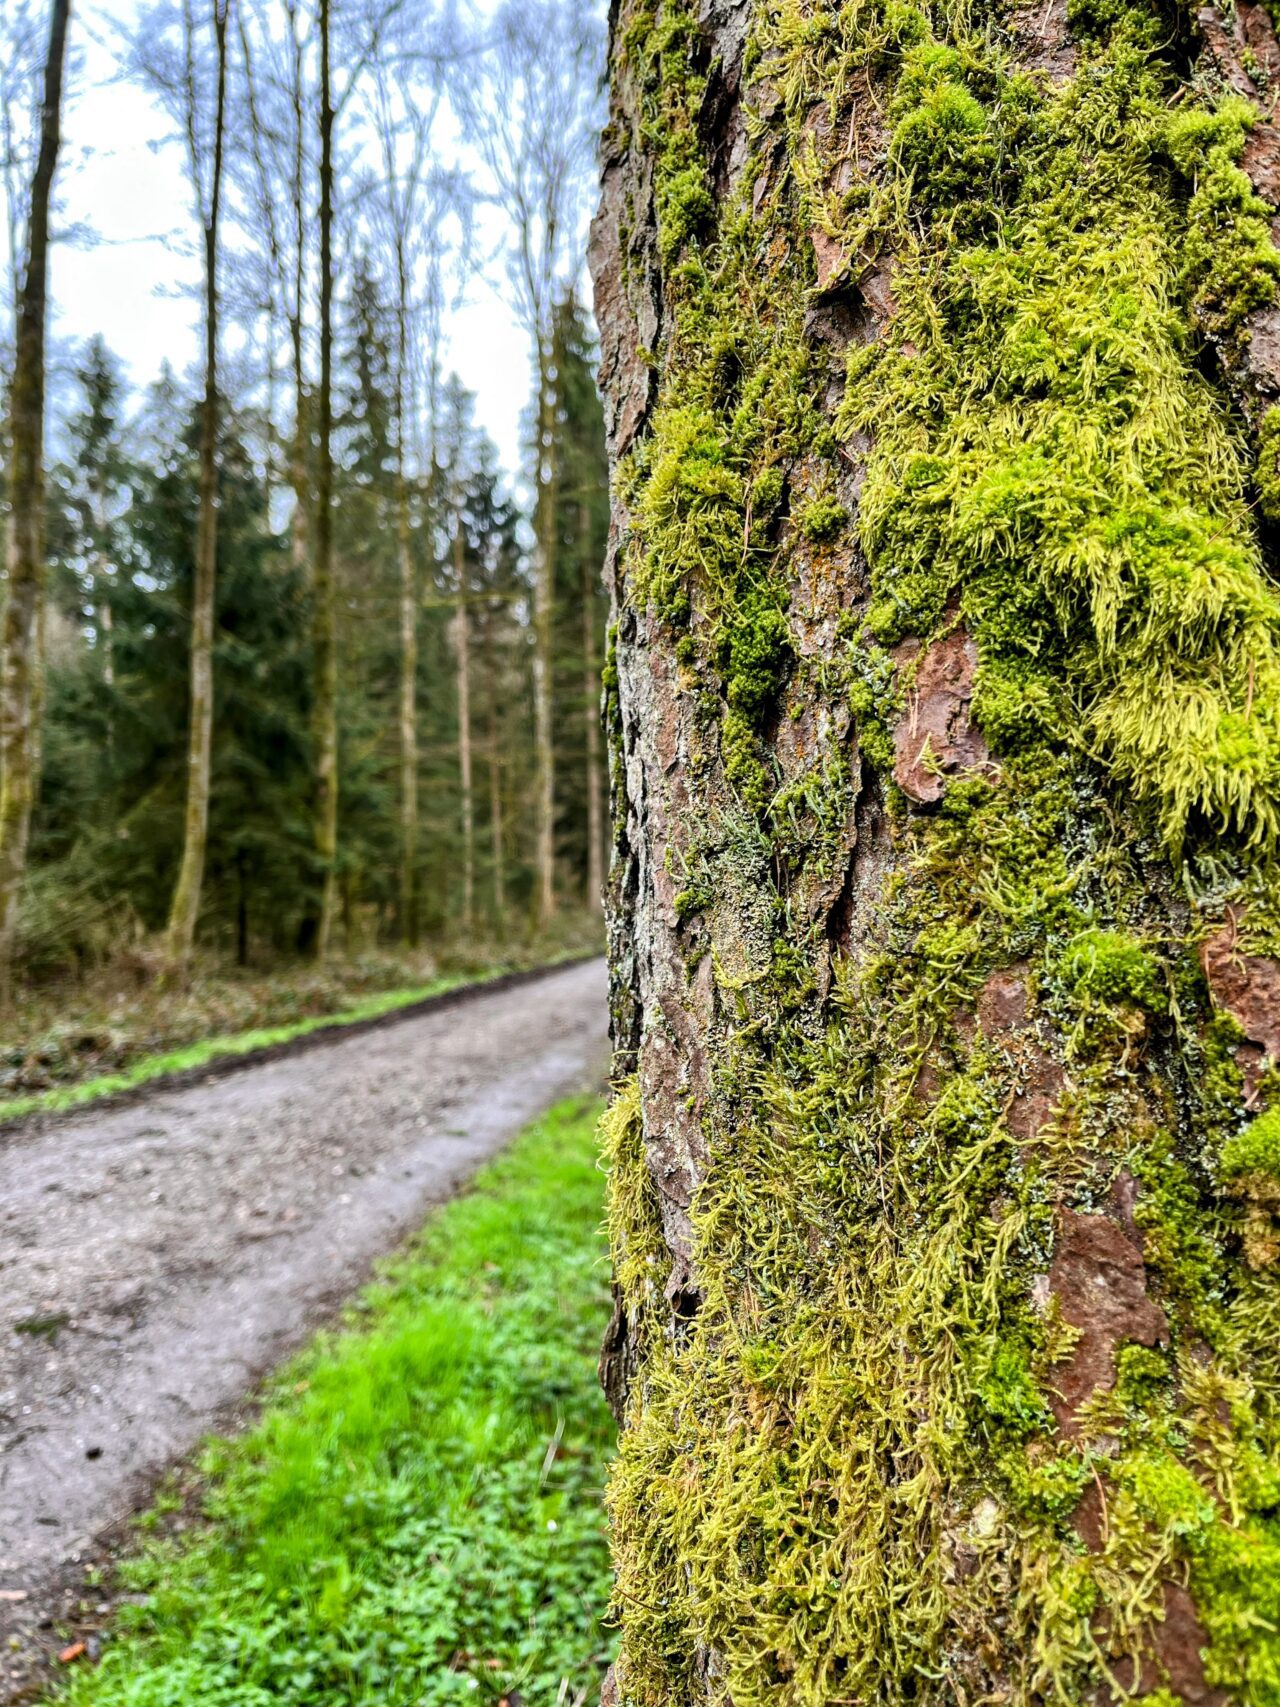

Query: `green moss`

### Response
(1060, 928, 1166, 1011)
(1161, 96, 1280, 347)
(1222, 1108, 1280, 1180)
(1256, 407, 1280, 523)
(657, 164, 715, 263)
(840, 42, 1280, 850)
(798, 493, 848, 542)
(601, 1077, 669, 1313)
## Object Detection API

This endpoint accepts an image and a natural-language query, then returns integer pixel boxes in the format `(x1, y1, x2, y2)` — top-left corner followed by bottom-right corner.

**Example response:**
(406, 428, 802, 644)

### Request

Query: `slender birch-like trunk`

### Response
(396, 457, 418, 945)
(530, 340, 557, 926)
(312, 0, 338, 957)
(485, 630, 505, 921)
(166, 0, 231, 968)
(0, 0, 71, 1008)
(452, 523, 474, 934)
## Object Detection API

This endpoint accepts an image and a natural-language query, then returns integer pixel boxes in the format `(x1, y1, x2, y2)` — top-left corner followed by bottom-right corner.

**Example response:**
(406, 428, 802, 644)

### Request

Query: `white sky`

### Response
(36, 0, 559, 476)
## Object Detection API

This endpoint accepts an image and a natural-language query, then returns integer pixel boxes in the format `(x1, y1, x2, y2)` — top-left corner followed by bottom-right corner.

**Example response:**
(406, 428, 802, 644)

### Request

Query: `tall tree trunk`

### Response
(485, 625, 505, 921)
(0, 0, 71, 1009)
(395, 258, 418, 947)
(580, 499, 603, 913)
(396, 461, 418, 946)
(166, 0, 230, 969)
(453, 524, 474, 935)
(312, 0, 338, 958)
(593, 2, 1280, 1703)
(285, 0, 309, 582)
(531, 341, 557, 926)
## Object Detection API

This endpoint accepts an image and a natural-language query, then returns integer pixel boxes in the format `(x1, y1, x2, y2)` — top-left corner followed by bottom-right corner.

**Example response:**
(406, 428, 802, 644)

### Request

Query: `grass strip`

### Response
(61, 1095, 616, 1707)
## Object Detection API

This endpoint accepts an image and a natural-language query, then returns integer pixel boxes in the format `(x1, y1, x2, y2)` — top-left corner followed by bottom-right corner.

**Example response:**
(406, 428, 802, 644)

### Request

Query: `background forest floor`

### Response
(46, 1096, 615, 1707)
(0, 911, 603, 1118)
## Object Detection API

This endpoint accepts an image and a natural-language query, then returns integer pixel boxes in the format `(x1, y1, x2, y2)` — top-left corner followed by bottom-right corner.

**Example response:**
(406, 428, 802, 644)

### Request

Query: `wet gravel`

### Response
(0, 956, 608, 1695)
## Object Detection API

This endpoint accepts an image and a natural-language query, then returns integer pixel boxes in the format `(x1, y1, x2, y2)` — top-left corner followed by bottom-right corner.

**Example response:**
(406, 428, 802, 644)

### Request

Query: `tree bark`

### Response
(166, 0, 231, 969)
(594, 1, 1280, 1702)
(531, 340, 558, 926)
(0, 0, 71, 1008)
(312, 0, 339, 958)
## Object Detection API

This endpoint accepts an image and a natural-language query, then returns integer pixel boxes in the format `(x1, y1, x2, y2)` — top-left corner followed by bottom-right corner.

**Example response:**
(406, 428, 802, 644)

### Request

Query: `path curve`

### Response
(0, 956, 608, 1686)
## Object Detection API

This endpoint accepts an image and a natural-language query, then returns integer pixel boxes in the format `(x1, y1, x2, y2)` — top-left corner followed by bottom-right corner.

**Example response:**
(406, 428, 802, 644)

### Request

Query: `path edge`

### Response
(0, 953, 604, 1140)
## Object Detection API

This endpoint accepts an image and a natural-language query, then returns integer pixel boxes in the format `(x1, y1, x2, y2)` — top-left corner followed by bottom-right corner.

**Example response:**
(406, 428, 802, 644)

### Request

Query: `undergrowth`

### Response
(57, 1098, 615, 1707)
(0, 910, 603, 1119)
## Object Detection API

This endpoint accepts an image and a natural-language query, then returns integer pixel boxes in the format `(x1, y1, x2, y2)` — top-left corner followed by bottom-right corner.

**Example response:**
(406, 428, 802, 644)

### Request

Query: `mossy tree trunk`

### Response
(592, 0, 1280, 1702)
(0, 0, 70, 1010)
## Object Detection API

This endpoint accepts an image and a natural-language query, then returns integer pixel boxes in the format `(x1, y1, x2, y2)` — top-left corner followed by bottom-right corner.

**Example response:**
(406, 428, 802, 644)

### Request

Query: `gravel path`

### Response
(0, 956, 608, 1691)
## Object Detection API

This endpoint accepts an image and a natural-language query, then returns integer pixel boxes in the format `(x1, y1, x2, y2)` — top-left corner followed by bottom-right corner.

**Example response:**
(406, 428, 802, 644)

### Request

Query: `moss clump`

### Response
(1221, 1107, 1280, 1181)
(1161, 96, 1280, 349)
(1256, 408, 1280, 522)
(600, 1077, 668, 1313)
(1060, 927, 1166, 1011)
(798, 493, 847, 542)
(841, 42, 1280, 849)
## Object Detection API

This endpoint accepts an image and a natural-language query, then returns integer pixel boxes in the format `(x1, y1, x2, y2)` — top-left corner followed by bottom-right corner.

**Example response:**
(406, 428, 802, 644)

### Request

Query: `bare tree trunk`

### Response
(580, 499, 603, 913)
(166, 0, 231, 969)
(594, 1, 1280, 1702)
(452, 524, 474, 935)
(0, 0, 71, 1008)
(396, 460, 418, 945)
(312, 0, 338, 958)
(393, 223, 418, 947)
(485, 627, 505, 921)
(531, 341, 557, 926)
(287, 0, 309, 583)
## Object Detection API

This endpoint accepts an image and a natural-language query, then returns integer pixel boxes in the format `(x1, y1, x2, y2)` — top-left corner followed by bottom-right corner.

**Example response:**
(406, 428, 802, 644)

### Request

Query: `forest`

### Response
(0, 0, 608, 1063)
(7, 0, 1280, 1703)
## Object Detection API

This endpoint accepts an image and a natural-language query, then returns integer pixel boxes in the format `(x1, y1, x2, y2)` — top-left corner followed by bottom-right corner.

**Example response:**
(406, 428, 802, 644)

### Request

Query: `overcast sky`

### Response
(26, 0, 573, 479)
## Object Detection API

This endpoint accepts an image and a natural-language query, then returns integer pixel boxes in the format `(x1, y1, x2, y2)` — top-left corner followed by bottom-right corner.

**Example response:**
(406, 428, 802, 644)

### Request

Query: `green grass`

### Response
(0, 969, 506, 1126)
(62, 1097, 616, 1707)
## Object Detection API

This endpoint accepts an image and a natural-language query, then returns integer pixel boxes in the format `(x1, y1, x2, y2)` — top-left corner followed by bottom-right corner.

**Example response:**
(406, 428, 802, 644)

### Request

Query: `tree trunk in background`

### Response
(396, 456, 418, 946)
(452, 525, 474, 935)
(485, 643, 505, 921)
(0, 0, 70, 1008)
(166, 0, 230, 969)
(286, 0, 309, 582)
(594, 1, 1280, 1702)
(312, 0, 339, 958)
(580, 501, 604, 913)
(531, 344, 557, 926)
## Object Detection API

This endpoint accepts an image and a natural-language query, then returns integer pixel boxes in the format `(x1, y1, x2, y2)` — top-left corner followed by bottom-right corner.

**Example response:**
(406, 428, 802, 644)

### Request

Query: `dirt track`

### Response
(0, 956, 608, 1692)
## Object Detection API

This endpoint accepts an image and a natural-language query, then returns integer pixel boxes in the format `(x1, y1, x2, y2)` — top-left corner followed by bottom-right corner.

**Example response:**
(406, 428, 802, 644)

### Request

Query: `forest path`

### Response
(0, 956, 608, 1683)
